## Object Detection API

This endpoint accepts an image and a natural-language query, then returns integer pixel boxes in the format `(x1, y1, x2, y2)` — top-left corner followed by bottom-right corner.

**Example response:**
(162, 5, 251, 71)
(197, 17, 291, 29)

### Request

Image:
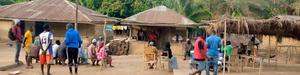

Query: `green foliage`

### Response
(0, 0, 15, 6)
(0, 0, 32, 6)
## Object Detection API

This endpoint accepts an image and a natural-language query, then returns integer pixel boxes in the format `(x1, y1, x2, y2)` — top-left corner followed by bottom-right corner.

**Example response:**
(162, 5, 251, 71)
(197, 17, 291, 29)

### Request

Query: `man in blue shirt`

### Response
(65, 23, 82, 74)
(205, 30, 222, 75)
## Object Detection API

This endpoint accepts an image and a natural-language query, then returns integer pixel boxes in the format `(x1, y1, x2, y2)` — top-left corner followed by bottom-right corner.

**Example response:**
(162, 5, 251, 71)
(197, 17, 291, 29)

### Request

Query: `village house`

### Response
(0, 0, 118, 45)
(122, 5, 197, 55)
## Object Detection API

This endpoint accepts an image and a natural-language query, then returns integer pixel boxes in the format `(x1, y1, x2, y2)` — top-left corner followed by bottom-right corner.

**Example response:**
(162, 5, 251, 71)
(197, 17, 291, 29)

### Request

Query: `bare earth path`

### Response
(0, 55, 172, 75)
(0, 42, 300, 75)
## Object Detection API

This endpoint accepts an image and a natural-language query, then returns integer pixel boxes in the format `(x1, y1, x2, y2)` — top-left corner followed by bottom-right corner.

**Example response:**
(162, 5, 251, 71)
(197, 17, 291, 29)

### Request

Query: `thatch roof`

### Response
(0, 0, 118, 24)
(204, 15, 300, 40)
(122, 5, 196, 27)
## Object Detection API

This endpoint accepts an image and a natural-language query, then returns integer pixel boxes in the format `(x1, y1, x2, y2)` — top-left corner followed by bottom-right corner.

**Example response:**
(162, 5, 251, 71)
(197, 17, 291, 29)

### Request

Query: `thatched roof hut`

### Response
(0, 0, 118, 24)
(204, 15, 300, 40)
(0, 0, 119, 43)
(122, 5, 196, 27)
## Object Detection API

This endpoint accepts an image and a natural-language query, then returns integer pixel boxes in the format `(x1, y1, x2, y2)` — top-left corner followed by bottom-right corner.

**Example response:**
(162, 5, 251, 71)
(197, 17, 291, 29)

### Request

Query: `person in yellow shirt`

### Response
(23, 27, 33, 69)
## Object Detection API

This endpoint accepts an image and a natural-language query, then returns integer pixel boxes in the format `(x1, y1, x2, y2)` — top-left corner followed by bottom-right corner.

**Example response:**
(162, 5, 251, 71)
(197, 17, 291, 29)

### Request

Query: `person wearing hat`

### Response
(64, 23, 82, 74)
(88, 39, 98, 66)
(38, 23, 53, 75)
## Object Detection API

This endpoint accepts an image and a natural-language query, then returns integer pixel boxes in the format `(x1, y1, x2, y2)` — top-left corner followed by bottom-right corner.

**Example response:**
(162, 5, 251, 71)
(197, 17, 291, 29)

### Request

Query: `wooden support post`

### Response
(75, 0, 78, 30)
(275, 39, 279, 66)
(103, 18, 107, 44)
(241, 57, 244, 72)
(228, 56, 231, 73)
(285, 47, 290, 64)
(268, 35, 271, 63)
(258, 58, 263, 75)
(223, 20, 227, 75)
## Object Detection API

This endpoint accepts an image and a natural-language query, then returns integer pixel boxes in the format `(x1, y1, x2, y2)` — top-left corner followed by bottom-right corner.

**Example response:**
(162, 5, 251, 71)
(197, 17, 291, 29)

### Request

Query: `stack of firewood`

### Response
(108, 39, 129, 55)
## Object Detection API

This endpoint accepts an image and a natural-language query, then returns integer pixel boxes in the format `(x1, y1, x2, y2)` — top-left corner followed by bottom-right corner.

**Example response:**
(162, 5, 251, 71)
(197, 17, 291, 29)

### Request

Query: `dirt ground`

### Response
(0, 55, 172, 75)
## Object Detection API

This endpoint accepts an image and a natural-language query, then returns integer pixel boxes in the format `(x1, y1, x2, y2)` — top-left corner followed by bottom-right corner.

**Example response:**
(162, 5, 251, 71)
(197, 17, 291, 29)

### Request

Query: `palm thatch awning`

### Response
(204, 15, 300, 40)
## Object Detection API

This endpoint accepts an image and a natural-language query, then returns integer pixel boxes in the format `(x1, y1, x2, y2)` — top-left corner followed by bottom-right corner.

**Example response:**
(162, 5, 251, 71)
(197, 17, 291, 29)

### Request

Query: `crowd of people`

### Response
(9, 19, 259, 75)
(186, 31, 233, 75)
(10, 20, 113, 75)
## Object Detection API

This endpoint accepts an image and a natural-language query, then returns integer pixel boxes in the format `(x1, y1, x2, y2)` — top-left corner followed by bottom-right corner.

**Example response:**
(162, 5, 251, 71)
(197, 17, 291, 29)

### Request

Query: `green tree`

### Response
(0, 0, 30, 6)
(161, 0, 212, 22)
(270, 0, 300, 15)
(0, 0, 15, 6)
(195, 0, 275, 19)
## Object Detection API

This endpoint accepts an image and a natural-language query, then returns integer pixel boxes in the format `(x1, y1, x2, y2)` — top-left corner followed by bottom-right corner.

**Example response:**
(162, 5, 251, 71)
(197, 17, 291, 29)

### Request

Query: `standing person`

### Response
(39, 24, 53, 75)
(65, 23, 82, 74)
(190, 35, 207, 75)
(205, 30, 222, 75)
(162, 41, 173, 59)
(184, 39, 193, 60)
(12, 19, 23, 65)
(138, 29, 144, 41)
(52, 40, 61, 64)
(221, 41, 233, 61)
(148, 32, 158, 46)
(23, 27, 33, 69)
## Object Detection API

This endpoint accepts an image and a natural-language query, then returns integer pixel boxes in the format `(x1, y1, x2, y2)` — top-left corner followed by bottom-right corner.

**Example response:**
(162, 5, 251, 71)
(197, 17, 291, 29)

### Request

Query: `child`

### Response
(78, 44, 89, 65)
(106, 48, 114, 67)
(52, 40, 61, 64)
(23, 27, 33, 69)
(189, 49, 197, 71)
(221, 41, 233, 61)
(56, 41, 66, 65)
(184, 39, 193, 60)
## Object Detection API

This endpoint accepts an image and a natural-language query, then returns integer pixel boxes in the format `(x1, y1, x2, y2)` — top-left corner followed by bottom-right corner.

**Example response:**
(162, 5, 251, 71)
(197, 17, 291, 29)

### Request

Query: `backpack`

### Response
(8, 28, 16, 41)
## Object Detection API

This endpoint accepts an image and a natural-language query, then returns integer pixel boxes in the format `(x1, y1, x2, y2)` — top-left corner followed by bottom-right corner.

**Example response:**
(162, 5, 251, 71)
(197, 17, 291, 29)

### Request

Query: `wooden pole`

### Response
(103, 18, 107, 44)
(223, 0, 231, 74)
(223, 19, 227, 75)
(258, 58, 263, 75)
(268, 35, 271, 63)
(129, 26, 132, 39)
(75, 0, 78, 30)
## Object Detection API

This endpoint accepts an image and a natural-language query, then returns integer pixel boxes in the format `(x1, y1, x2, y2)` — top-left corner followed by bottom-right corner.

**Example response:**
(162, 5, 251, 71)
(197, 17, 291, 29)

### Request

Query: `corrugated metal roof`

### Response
(123, 5, 196, 26)
(0, 0, 118, 24)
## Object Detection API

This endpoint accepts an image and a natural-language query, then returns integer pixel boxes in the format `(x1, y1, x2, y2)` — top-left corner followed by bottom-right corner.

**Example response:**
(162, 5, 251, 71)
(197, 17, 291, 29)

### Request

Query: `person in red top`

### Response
(148, 32, 157, 45)
(148, 33, 157, 41)
(190, 34, 207, 75)
(12, 19, 23, 65)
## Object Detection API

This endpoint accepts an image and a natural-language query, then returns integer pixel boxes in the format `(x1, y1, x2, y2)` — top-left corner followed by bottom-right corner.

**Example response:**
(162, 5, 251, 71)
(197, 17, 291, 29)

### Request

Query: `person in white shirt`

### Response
(39, 24, 53, 75)
(52, 40, 61, 64)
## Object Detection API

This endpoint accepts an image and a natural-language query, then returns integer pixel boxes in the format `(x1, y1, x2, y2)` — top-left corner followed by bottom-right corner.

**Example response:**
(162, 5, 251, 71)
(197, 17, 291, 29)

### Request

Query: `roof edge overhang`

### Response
(121, 19, 199, 27)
